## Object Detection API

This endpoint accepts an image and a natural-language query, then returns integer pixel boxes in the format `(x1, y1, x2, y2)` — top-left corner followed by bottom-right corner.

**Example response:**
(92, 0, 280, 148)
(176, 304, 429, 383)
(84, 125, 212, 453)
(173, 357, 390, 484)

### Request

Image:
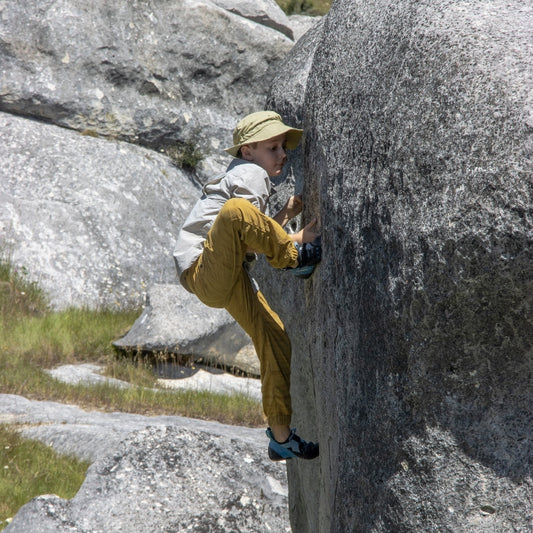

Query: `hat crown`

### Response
(224, 110, 302, 157)
(233, 111, 283, 145)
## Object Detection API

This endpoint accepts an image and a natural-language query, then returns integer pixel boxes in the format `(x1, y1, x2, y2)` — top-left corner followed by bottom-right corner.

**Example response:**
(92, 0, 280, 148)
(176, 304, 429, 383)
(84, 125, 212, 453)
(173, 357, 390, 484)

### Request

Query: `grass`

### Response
(0, 254, 263, 425)
(276, 0, 331, 16)
(0, 253, 264, 528)
(0, 425, 90, 531)
(0, 308, 264, 425)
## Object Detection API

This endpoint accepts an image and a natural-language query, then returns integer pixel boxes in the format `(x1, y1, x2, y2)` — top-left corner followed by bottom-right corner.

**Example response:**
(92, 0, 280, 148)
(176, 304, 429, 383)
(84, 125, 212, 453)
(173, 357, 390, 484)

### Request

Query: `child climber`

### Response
(173, 111, 321, 461)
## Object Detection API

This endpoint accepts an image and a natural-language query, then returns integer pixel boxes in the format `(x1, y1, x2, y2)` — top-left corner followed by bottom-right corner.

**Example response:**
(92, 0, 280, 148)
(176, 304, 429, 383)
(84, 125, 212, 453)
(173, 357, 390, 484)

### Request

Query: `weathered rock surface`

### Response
(5, 428, 288, 533)
(0, 395, 288, 532)
(262, 1, 533, 531)
(265, 17, 325, 210)
(0, 112, 199, 309)
(0, 394, 265, 462)
(211, 0, 294, 39)
(0, 0, 295, 181)
(114, 283, 260, 375)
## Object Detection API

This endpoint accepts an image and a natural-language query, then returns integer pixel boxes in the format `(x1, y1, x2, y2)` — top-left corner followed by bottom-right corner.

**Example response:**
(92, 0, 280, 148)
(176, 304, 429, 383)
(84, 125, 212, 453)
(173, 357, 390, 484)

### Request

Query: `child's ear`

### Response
(240, 145, 253, 161)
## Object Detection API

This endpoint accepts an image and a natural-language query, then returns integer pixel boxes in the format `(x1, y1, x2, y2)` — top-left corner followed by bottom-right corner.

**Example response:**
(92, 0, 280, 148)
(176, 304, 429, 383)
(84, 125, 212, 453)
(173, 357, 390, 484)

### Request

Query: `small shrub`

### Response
(164, 138, 204, 170)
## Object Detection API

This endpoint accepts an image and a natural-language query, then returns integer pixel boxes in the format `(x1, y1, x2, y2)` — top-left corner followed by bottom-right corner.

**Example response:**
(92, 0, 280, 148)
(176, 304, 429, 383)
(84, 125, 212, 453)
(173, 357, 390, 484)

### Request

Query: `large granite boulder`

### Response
(0, 0, 295, 180)
(0, 112, 199, 309)
(261, 1, 533, 531)
(3, 422, 289, 532)
(114, 283, 260, 376)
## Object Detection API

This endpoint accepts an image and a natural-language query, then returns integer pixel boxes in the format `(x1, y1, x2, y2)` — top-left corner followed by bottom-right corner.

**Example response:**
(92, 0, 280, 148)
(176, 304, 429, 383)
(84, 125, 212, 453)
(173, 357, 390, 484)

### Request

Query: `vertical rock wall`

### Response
(263, 1, 533, 531)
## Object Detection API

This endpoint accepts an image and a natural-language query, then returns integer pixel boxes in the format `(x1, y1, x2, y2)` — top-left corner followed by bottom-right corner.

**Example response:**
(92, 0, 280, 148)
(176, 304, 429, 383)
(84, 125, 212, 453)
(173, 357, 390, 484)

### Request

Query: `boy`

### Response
(173, 111, 321, 461)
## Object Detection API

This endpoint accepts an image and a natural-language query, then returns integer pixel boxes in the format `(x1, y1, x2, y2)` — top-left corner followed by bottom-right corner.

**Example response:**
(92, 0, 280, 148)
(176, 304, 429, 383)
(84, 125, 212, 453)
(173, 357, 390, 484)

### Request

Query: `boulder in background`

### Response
(0, 0, 296, 181)
(114, 284, 260, 376)
(0, 112, 199, 309)
(3, 423, 289, 533)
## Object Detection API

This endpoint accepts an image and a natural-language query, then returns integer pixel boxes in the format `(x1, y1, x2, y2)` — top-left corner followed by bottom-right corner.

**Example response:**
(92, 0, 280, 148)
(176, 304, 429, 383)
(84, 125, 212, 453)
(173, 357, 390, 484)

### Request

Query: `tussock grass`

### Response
(2, 307, 140, 367)
(0, 254, 263, 425)
(0, 307, 263, 425)
(0, 424, 90, 531)
(0, 251, 264, 420)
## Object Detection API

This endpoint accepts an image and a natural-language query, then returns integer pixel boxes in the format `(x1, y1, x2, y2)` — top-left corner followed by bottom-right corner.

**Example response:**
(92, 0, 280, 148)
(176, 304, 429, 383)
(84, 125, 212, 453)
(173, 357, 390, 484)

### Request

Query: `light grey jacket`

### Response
(173, 159, 272, 287)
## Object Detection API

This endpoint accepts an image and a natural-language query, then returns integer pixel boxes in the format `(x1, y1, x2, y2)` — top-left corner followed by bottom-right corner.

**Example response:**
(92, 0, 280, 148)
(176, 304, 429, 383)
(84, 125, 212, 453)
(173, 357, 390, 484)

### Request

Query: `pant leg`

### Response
(183, 197, 295, 426)
(224, 269, 292, 427)
(185, 197, 298, 308)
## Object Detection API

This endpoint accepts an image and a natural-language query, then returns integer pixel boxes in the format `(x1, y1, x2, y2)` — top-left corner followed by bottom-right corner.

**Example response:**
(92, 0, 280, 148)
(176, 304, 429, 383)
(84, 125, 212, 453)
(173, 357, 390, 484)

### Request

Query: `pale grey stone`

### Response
(113, 283, 260, 376)
(0, 0, 293, 181)
(46, 364, 131, 389)
(0, 395, 289, 533)
(262, 0, 533, 531)
(157, 367, 262, 400)
(212, 0, 294, 39)
(5, 428, 289, 533)
(0, 113, 199, 310)
(288, 14, 321, 41)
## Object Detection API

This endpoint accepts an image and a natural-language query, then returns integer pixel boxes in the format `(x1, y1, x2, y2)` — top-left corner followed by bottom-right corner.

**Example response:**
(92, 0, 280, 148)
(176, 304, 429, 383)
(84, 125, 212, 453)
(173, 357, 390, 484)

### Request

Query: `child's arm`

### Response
(272, 194, 320, 244)
(272, 194, 303, 228)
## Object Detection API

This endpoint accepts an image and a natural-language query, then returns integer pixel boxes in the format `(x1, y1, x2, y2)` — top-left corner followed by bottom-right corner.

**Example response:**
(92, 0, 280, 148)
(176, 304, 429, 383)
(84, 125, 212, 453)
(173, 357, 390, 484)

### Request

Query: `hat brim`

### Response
(224, 124, 303, 157)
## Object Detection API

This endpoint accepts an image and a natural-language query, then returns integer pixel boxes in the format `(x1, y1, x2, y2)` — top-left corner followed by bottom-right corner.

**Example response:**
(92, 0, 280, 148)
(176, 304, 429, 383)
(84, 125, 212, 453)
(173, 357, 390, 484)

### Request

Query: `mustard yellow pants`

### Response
(183, 198, 299, 426)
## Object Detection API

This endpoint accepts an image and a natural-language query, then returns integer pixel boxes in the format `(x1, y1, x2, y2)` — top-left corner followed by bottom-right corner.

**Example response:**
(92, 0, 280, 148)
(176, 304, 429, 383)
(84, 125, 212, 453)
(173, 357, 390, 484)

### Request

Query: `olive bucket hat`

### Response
(224, 111, 303, 157)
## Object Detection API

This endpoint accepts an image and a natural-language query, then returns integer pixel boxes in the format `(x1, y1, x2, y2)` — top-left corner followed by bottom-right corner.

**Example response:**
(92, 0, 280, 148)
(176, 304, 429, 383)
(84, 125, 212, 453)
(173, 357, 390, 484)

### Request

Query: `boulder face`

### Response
(113, 283, 260, 376)
(0, 0, 294, 180)
(263, 1, 533, 531)
(0, 112, 199, 309)
(4, 426, 290, 533)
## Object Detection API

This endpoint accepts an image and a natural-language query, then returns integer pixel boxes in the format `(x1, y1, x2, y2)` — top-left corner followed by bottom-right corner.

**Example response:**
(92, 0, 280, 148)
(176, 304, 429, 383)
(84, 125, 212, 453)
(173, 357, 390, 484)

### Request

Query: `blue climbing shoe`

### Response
(266, 427, 319, 461)
(289, 236, 322, 279)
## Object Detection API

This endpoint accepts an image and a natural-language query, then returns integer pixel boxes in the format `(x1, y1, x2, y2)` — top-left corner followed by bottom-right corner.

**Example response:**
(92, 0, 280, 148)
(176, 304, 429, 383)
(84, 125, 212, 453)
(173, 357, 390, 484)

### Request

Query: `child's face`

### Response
(241, 133, 287, 178)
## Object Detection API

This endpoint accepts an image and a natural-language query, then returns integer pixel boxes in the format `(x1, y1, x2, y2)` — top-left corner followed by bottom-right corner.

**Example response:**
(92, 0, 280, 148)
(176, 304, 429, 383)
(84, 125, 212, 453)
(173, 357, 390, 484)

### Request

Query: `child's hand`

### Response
(292, 218, 320, 244)
(284, 194, 303, 219)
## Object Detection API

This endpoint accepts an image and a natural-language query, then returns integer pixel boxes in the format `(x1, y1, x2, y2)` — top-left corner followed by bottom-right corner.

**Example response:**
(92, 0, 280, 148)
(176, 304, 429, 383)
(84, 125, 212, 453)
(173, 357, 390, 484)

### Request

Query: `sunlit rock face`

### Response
(262, 1, 533, 531)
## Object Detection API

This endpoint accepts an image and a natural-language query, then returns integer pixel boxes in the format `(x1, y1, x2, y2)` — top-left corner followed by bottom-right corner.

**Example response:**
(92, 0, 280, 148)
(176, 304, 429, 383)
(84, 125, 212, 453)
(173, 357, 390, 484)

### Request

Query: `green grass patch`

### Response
(0, 305, 263, 425)
(0, 352, 263, 425)
(276, 0, 331, 16)
(0, 424, 90, 531)
(1, 306, 140, 367)
(0, 254, 264, 425)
